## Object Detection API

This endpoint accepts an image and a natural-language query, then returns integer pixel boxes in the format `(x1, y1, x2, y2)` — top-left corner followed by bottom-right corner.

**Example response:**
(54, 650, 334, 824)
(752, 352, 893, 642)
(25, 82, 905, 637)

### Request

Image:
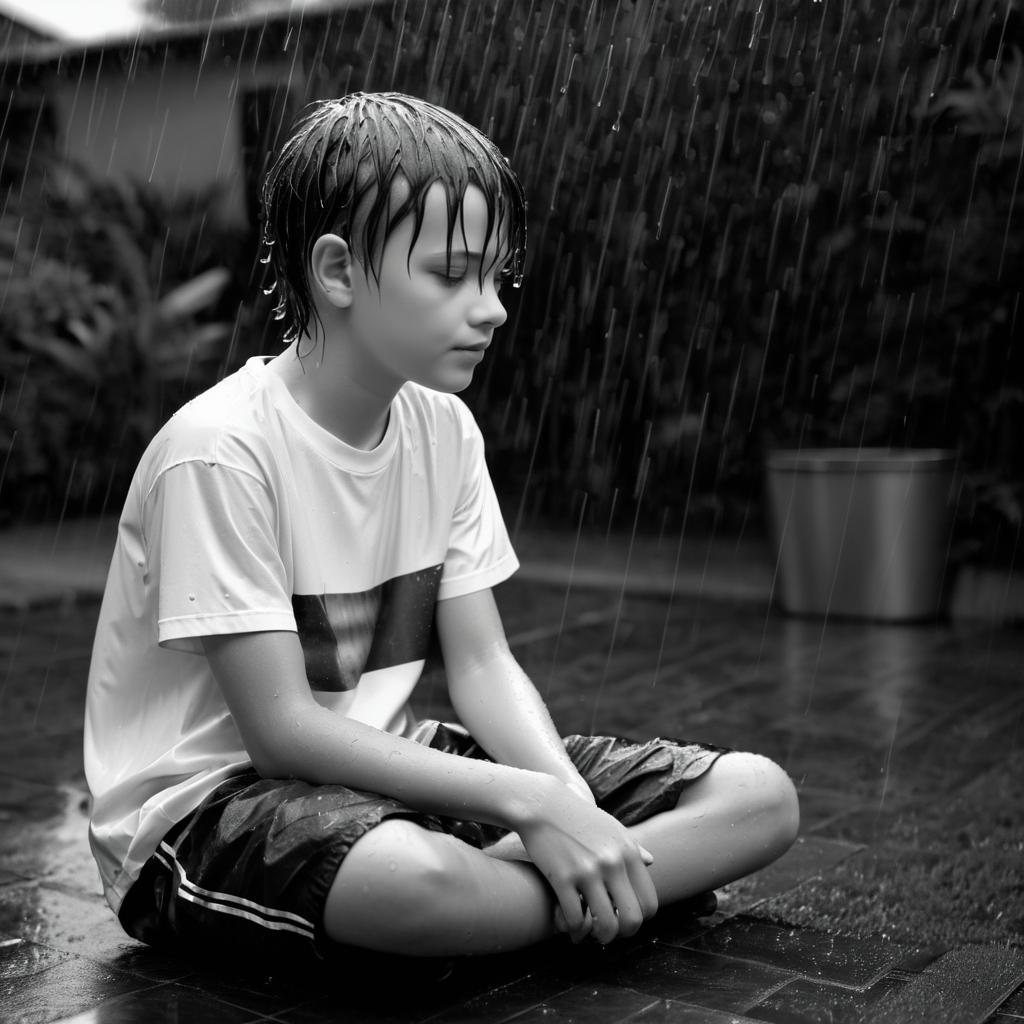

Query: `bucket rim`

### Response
(765, 447, 958, 473)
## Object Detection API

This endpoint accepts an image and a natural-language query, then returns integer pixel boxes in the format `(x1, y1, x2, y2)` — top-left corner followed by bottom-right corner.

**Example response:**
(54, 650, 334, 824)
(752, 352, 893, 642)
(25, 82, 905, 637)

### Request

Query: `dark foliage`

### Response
(0, 151, 250, 524)
(301, 0, 1022, 563)
(1, 1, 1020, 567)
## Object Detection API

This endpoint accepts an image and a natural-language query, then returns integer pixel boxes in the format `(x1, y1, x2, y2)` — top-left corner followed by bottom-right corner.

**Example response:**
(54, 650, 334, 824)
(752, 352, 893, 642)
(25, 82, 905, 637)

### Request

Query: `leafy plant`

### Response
(0, 158, 245, 523)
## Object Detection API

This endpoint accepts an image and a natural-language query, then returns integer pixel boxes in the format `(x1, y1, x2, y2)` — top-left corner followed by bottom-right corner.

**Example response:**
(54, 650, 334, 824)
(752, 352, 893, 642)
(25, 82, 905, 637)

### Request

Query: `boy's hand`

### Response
(514, 776, 658, 945)
(484, 777, 595, 863)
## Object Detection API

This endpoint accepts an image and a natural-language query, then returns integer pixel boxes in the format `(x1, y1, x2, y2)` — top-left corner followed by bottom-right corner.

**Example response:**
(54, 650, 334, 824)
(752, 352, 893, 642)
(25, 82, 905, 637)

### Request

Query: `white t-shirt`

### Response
(84, 356, 519, 913)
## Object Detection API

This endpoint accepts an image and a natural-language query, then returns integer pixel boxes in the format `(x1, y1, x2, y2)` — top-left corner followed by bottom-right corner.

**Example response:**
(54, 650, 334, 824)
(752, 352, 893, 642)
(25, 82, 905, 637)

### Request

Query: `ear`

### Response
(309, 234, 357, 309)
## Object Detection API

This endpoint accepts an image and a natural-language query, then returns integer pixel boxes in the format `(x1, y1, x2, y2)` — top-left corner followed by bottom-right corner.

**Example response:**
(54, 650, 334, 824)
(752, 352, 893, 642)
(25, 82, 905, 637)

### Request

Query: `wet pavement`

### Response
(1, 521, 1024, 1023)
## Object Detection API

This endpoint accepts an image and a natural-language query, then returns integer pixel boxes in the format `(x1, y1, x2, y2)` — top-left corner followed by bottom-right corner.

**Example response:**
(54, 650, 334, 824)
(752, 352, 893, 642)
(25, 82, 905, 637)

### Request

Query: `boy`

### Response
(85, 92, 798, 960)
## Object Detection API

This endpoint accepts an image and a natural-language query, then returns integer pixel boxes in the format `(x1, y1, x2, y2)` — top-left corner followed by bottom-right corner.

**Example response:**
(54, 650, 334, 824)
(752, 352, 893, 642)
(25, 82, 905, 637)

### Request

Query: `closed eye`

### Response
(435, 272, 466, 287)
(433, 268, 505, 292)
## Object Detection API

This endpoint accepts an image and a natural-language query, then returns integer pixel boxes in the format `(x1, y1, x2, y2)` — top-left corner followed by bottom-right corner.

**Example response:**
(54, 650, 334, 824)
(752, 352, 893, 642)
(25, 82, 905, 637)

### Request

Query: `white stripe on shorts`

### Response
(156, 841, 317, 940)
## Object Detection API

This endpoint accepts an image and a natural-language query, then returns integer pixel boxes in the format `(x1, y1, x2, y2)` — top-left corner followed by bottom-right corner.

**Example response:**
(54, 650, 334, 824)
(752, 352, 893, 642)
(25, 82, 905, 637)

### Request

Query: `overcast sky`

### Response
(0, 0, 362, 45)
(0, 0, 153, 42)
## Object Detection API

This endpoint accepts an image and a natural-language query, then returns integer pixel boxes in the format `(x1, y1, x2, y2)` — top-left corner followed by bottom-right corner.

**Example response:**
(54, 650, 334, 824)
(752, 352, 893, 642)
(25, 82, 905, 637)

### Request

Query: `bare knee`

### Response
(325, 820, 471, 951)
(709, 751, 800, 859)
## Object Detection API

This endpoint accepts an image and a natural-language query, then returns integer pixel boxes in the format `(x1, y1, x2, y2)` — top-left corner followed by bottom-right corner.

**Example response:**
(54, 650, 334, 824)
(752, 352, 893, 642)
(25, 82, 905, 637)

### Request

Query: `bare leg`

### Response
(324, 752, 798, 956)
(488, 751, 799, 901)
(630, 751, 800, 903)
(324, 819, 557, 956)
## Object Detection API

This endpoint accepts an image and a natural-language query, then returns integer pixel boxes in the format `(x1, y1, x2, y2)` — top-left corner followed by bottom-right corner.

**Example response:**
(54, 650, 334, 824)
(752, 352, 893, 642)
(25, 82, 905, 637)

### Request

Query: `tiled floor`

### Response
(2, 576, 1023, 1023)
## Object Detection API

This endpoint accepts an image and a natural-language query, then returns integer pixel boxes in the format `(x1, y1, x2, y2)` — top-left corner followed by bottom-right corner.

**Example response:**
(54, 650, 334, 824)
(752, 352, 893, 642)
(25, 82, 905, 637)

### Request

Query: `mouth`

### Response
(451, 343, 489, 354)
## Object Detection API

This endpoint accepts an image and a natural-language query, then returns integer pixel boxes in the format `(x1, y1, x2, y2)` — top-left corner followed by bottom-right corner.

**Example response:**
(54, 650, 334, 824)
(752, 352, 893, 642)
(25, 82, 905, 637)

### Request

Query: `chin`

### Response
(416, 370, 476, 394)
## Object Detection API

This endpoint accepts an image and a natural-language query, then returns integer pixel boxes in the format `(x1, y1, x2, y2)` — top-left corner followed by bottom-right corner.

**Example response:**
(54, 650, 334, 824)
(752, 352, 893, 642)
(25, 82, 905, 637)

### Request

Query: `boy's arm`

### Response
(202, 626, 657, 943)
(437, 588, 658, 939)
(436, 587, 592, 800)
(200, 628, 550, 823)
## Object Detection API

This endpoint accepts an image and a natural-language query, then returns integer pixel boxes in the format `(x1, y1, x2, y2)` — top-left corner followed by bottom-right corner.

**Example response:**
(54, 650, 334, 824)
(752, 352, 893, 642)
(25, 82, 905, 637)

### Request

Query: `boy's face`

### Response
(345, 181, 510, 395)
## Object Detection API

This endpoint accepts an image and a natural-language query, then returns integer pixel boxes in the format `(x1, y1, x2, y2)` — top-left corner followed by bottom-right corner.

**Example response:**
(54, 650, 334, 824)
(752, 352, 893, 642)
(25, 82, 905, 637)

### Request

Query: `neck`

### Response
(269, 340, 395, 451)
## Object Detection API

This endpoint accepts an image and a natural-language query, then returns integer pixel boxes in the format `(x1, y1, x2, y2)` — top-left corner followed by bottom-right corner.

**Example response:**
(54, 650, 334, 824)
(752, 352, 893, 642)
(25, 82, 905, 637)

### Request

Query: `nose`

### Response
(470, 279, 507, 330)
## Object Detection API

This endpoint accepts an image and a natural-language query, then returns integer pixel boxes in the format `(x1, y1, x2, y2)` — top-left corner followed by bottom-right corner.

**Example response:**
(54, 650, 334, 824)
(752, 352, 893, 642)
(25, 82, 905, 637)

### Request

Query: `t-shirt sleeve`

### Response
(143, 458, 296, 652)
(438, 406, 519, 601)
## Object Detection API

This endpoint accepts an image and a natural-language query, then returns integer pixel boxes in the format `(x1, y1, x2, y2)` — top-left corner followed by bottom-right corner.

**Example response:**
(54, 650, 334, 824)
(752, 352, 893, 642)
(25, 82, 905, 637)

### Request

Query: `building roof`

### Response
(0, 0, 380, 63)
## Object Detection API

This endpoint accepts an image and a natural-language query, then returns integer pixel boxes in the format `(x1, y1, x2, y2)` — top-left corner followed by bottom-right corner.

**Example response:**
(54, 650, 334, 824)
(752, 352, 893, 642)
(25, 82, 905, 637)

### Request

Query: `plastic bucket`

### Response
(765, 448, 957, 621)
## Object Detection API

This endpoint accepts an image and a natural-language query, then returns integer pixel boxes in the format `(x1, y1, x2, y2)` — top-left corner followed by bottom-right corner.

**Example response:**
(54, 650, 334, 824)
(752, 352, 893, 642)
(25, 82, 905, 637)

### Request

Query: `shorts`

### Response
(118, 723, 727, 961)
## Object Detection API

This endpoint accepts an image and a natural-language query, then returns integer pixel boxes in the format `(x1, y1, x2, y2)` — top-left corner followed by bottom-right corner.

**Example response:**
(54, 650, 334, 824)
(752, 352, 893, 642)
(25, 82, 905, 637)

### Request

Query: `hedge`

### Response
(2, 0, 1020, 566)
(304, 0, 1022, 563)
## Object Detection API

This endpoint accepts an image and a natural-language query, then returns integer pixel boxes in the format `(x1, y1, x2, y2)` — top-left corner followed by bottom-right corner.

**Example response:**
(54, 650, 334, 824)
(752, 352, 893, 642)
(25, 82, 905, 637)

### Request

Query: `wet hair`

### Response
(260, 92, 528, 342)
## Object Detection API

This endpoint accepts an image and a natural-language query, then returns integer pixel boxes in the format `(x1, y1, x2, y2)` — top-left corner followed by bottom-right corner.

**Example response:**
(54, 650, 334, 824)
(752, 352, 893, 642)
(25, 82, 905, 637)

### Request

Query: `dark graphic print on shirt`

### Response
(291, 564, 443, 691)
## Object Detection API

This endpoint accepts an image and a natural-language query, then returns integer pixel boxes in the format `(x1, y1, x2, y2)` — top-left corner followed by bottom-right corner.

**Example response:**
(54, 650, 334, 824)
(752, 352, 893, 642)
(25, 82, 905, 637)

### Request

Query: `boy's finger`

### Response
(604, 872, 645, 938)
(626, 856, 660, 921)
(573, 907, 596, 943)
(553, 884, 586, 939)
(579, 882, 618, 944)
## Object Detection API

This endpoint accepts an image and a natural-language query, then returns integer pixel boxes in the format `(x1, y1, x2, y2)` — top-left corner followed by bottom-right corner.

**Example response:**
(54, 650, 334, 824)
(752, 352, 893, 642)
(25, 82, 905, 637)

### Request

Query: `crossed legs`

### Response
(323, 751, 799, 956)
